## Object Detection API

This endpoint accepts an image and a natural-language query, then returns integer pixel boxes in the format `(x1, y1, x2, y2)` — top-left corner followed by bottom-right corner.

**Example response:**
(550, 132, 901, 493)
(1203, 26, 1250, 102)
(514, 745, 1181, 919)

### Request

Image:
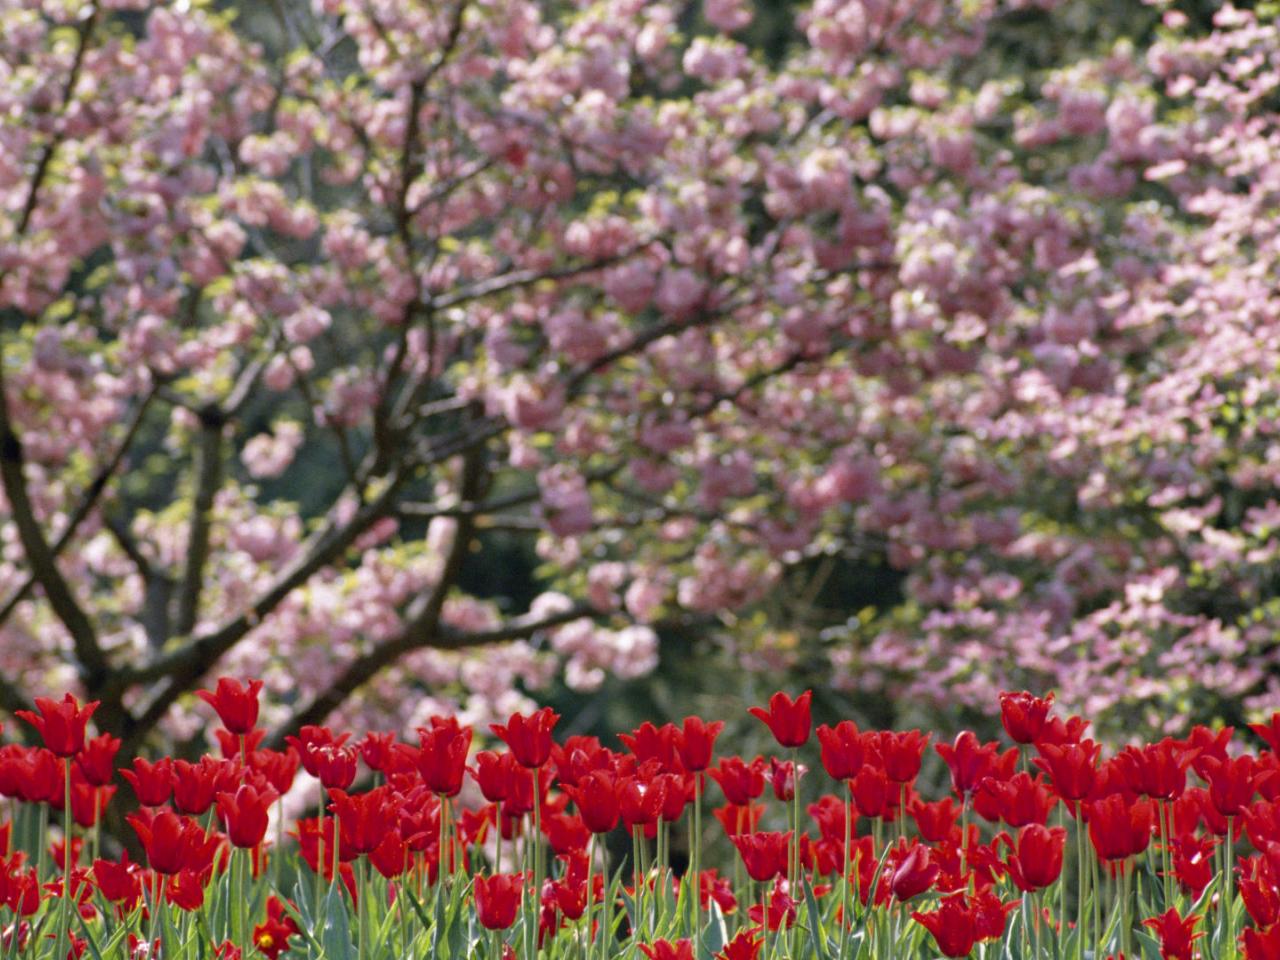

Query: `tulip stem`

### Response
(1225, 816, 1235, 959)
(1090, 853, 1100, 960)
(91, 789, 100, 865)
(1160, 800, 1173, 910)
(315, 791, 326, 916)
(1121, 863, 1133, 958)
(54, 756, 71, 960)
(357, 856, 369, 960)
(533, 771, 544, 953)
(586, 832, 596, 959)
(840, 783, 852, 960)
(1074, 801, 1085, 960)
(36, 802, 48, 884)
(496, 800, 504, 872)
(233, 846, 246, 956)
(1033, 889, 1042, 959)
(632, 825, 643, 944)
(693, 773, 703, 960)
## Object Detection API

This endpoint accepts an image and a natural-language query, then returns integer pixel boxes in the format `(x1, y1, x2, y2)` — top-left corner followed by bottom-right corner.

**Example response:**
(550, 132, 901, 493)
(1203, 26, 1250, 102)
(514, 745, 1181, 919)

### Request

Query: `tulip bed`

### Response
(4, 685, 1280, 960)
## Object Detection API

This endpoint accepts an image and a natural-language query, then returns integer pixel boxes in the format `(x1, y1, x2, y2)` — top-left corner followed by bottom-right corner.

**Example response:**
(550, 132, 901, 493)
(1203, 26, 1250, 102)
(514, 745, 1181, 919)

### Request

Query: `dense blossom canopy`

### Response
(0, 0, 1277, 747)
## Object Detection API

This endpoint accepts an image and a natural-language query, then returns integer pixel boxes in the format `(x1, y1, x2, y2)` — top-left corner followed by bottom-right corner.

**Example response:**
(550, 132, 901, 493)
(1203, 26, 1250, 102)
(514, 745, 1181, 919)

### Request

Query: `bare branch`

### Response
(263, 602, 594, 749)
(174, 409, 225, 636)
(121, 468, 411, 732)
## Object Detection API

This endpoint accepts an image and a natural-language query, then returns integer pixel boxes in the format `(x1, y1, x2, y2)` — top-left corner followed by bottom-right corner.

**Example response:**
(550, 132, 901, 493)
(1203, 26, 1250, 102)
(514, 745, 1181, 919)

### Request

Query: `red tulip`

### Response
(75, 733, 120, 787)
(935, 731, 1004, 797)
(369, 830, 409, 879)
(619, 722, 679, 769)
(975, 772, 1056, 827)
(253, 896, 300, 960)
(1141, 907, 1201, 960)
(166, 868, 206, 911)
(748, 691, 812, 748)
(313, 745, 359, 790)
(475, 873, 524, 930)
(551, 736, 612, 788)
(285, 726, 348, 771)
(816, 721, 865, 782)
(173, 757, 230, 816)
(92, 852, 142, 908)
(359, 732, 398, 773)
(638, 940, 694, 960)
(658, 772, 692, 822)
(676, 717, 724, 773)
(768, 758, 805, 802)
(1002, 824, 1065, 892)
(888, 842, 939, 901)
(472, 750, 520, 803)
(1252, 713, 1280, 753)
(849, 765, 897, 821)
(120, 757, 175, 808)
(619, 775, 666, 830)
(1170, 833, 1217, 897)
(731, 831, 791, 882)
(1033, 740, 1101, 803)
(16, 695, 98, 758)
(328, 786, 394, 856)
(1086, 794, 1154, 863)
(875, 730, 930, 784)
(69, 779, 114, 828)
(544, 810, 590, 854)
(713, 802, 764, 837)
(1240, 855, 1280, 929)
(748, 881, 798, 931)
(196, 678, 265, 736)
(251, 748, 301, 795)
(491, 708, 560, 768)
(416, 717, 472, 797)
(1035, 714, 1090, 746)
(709, 756, 766, 805)
(910, 797, 961, 843)
(912, 893, 980, 958)
(217, 783, 278, 848)
(1201, 755, 1259, 817)
(718, 931, 761, 960)
(1114, 739, 1196, 800)
(128, 808, 220, 875)
(564, 770, 621, 834)
(998, 691, 1054, 745)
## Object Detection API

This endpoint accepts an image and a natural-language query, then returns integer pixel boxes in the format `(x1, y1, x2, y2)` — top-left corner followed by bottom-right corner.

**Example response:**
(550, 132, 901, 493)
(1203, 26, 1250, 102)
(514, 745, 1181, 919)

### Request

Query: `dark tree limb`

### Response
(119, 468, 412, 742)
(174, 409, 225, 636)
(263, 602, 595, 750)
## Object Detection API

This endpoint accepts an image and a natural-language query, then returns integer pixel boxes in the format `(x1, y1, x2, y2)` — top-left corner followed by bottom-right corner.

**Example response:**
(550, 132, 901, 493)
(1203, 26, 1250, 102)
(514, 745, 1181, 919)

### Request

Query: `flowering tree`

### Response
(0, 0, 1276, 754)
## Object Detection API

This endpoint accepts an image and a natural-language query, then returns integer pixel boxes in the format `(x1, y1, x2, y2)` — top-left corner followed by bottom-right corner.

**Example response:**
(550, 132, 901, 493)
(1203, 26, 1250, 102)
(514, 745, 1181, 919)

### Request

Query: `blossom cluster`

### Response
(5, 0, 1280, 756)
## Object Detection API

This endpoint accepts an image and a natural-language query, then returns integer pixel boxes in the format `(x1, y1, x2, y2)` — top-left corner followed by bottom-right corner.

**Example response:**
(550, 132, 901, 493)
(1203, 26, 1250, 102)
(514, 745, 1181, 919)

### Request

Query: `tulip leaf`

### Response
(801, 875, 832, 960)
(698, 901, 726, 960)
(321, 880, 356, 960)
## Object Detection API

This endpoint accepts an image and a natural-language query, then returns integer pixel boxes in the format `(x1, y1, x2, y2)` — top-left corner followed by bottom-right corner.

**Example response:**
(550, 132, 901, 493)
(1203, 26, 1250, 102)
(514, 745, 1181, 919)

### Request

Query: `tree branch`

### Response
(174, 408, 225, 636)
(263, 602, 594, 749)
(120, 467, 411, 736)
